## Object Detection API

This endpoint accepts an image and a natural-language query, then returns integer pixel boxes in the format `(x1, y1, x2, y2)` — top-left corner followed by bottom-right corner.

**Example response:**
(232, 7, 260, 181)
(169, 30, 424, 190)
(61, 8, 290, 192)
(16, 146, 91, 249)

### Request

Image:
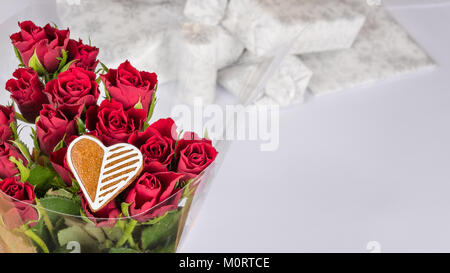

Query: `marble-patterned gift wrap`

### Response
(184, 0, 228, 25)
(302, 7, 436, 95)
(56, 0, 186, 84)
(222, 0, 366, 57)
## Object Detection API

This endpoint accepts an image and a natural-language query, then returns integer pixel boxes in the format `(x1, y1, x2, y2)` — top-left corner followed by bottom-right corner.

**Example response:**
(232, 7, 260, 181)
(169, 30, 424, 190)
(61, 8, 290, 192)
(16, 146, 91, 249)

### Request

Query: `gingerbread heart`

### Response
(67, 135, 143, 212)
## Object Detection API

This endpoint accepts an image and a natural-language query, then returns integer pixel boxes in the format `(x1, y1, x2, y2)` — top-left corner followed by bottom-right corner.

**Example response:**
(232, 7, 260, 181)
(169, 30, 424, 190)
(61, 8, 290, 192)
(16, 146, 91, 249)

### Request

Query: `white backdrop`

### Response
(180, 2, 450, 253)
(1, 1, 450, 253)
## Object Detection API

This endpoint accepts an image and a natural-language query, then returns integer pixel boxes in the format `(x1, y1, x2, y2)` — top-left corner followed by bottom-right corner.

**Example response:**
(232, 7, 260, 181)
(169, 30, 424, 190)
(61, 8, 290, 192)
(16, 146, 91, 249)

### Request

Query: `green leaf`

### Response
(27, 166, 66, 197)
(109, 247, 140, 253)
(58, 60, 77, 74)
(9, 156, 30, 182)
(64, 217, 106, 243)
(51, 175, 67, 189)
(79, 209, 94, 225)
(140, 210, 171, 226)
(28, 49, 47, 75)
(134, 97, 143, 110)
(104, 87, 111, 100)
(67, 179, 81, 194)
(57, 226, 98, 252)
(30, 127, 41, 155)
(9, 122, 18, 140)
(99, 62, 109, 73)
(53, 134, 66, 152)
(15, 112, 28, 123)
(76, 117, 86, 135)
(13, 45, 24, 67)
(39, 196, 81, 217)
(10, 139, 32, 164)
(45, 188, 74, 199)
(182, 179, 197, 198)
(103, 225, 123, 242)
(147, 87, 157, 122)
(141, 210, 181, 251)
(56, 49, 68, 73)
(143, 89, 158, 130)
(28, 165, 54, 186)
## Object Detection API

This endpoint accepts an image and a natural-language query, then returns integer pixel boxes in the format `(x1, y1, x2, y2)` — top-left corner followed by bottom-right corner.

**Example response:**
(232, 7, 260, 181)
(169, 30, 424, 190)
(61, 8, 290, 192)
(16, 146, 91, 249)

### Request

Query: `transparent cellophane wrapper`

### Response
(0, 163, 216, 253)
(0, 0, 298, 253)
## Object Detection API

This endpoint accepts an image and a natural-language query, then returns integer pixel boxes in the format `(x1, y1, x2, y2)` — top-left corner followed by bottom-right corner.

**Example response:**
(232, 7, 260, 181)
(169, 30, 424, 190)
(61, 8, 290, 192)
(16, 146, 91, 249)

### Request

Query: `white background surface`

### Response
(1, 1, 450, 253)
(180, 2, 450, 253)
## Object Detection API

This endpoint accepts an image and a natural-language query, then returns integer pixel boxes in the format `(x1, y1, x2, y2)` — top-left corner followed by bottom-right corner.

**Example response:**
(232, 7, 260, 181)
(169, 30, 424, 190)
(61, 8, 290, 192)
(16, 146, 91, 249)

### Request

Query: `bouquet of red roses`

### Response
(0, 21, 218, 253)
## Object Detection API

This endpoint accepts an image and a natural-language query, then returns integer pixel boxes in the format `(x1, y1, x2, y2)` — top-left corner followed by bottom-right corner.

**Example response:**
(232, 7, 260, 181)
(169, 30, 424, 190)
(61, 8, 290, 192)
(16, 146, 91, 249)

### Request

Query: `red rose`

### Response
(124, 172, 185, 222)
(80, 194, 120, 227)
(0, 177, 38, 228)
(67, 39, 99, 72)
(128, 118, 177, 172)
(36, 104, 78, 155)
(0, 105, 15, 142)
(49, 147, 73, 186)
(44, 67, 99, 115)
(10, 21, 69, 74)
(86, 99, 146, 146)
(100, 60, 157, 114)
(176, 132, 218, 176)
(5, 68, 48, 123)
(0, 142, 27, 179)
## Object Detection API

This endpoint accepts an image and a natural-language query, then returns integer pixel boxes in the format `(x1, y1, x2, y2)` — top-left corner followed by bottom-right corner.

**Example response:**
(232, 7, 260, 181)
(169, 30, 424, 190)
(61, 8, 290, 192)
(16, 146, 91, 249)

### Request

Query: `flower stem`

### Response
(128, 236, 137, 249)
(116, 219, 138, 248)
(22, 226, 49, 253)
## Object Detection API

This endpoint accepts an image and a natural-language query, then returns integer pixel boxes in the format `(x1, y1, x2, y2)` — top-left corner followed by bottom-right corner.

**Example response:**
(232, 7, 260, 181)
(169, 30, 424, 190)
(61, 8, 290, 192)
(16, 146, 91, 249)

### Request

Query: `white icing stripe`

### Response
(106, 150, 134, 161)
(99, 176, 130, 193)
(101, 167, 137, 183)
(103, 152, 139, 170)
(104, 158, 139, 176)
(103, 156, 141, 173)
(106, 146, 134, 156)
(109, 145, 126, 152)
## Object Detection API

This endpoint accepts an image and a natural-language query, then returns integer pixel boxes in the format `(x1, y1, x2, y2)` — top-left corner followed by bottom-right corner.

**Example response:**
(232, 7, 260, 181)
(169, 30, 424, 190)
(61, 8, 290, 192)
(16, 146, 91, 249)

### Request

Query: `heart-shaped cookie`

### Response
(67, 135, 143, 212)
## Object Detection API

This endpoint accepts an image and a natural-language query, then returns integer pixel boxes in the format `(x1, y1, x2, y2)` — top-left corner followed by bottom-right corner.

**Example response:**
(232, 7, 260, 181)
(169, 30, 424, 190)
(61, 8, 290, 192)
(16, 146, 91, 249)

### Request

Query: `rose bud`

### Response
(49, 146, 73, 186)
(80, 194, 120, 227)
(0, 142, 28, 179)
(86, 99, 146, 146)
(5, 68, 49, 123)
(44, 67, 99, 114)
(176, 132, 218, 176)
(0, 177, 39, 228)
(0, 105, 15, 142)
(67, 39, 99, 72)
(36, 104, 78, 156)
(10, 21, 69, 74)
(100, 60, 157, 114)
(124, 172, 185, 222)
(128, 118, 177, 173)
